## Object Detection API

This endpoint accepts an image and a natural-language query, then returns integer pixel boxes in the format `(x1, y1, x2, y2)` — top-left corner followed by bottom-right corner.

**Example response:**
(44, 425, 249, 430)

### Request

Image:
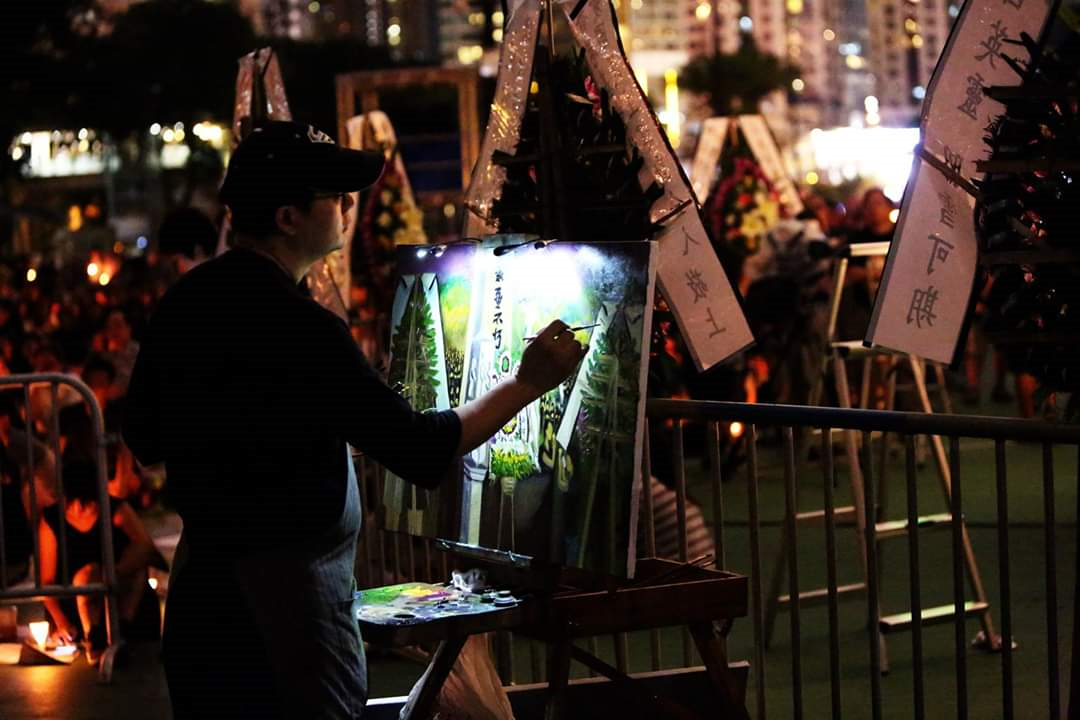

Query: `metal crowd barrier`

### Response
(0, 373, 121, 681)
(354, 399, 1080, 719)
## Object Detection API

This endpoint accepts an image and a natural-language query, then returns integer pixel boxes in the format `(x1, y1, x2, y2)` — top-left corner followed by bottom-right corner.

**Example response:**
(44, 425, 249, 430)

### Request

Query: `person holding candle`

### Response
(38, 458, 160, 660)
(123, 121, 585, 720)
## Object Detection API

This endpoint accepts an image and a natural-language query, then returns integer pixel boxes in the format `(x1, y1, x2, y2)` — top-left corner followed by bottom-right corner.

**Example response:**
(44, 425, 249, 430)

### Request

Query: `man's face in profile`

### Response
(291, 192, 355, 260)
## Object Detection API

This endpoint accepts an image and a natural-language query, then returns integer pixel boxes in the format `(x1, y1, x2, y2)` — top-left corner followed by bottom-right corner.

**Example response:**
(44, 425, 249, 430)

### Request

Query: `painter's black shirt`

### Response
(123, 248, 461, 553)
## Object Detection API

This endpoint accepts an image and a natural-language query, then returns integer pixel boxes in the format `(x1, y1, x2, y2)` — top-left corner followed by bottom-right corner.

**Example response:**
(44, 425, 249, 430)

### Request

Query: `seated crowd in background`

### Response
(0, 207, 214, 606)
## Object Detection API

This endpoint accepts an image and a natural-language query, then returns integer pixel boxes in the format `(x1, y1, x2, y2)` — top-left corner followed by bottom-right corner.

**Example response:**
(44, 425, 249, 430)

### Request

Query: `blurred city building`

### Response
(98, 0, 956, 133)
(619, 0, 873, 143)
(866, 0, 957, 125)
(437, 0, 501, 68)
(253, 0, 500, 65)
(687, 0, 743, 56)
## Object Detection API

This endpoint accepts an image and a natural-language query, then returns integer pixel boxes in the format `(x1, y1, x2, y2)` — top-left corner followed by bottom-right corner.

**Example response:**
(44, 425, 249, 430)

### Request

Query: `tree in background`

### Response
(679, 41, 800, 116)
(2, 0, 398, 248)
(2, 1, 393, 173)
(1, 1, 104, 169)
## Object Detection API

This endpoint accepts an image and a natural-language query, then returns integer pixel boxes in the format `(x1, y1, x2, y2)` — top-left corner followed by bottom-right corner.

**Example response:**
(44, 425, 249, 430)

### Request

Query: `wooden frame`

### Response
(335, 67, 481, 193)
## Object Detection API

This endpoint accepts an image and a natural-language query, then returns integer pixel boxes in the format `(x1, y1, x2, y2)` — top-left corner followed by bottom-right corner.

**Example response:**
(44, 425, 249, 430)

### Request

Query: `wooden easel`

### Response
(357, 8, 750, 717)
(762, 240, 998, 671)
(357, 549, 749, 720)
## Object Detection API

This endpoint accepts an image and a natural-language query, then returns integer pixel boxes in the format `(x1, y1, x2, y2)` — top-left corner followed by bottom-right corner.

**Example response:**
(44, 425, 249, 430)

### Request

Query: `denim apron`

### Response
(164, 452, 366, 719)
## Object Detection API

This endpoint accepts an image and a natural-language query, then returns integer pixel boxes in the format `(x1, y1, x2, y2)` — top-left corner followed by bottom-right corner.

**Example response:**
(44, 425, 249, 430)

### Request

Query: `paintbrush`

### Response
(524, 323, 601, 342)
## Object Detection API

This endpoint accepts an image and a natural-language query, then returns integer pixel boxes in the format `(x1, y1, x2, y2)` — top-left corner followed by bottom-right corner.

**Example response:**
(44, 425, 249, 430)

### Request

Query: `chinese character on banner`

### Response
(957, 73, 986, 121)
(704, 306, 726, 338)
(492, 269, 504, 349)
(685, 268, 709, 302)
(907, 286, 940, 328)
(927, 233, 955, 274)
(975, 20, 1008, 68)
(682, 228, 701, 256)
(939, 192, 957, 228)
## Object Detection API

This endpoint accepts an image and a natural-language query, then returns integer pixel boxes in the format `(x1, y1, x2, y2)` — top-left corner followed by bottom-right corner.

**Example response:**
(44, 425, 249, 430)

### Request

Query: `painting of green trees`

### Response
(574, 302, 643, 573)
(388, 275, 441, 412)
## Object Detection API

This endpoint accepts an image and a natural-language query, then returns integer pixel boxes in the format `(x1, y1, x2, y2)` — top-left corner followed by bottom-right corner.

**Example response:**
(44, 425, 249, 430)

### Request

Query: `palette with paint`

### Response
(354, 582, 521, 627)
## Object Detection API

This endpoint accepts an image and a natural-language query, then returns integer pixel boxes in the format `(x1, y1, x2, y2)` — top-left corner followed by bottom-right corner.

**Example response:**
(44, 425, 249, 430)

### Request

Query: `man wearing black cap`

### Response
(123, 122, 585, 719)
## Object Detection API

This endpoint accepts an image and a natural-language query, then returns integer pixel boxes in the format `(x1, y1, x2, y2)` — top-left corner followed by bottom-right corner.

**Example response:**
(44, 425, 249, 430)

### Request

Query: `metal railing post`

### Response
(1042, 442, 1060, 718)
(906, 435, 925, 720)
(950, 436, 967, 720)
(747, 426, 766, 720)
(782, 427, 802, 719)
(822, 428, 842, 720)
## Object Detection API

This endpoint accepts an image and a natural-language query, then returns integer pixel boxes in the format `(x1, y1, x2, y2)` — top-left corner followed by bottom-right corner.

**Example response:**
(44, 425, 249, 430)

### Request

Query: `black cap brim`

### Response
(307, 144, 386, 193)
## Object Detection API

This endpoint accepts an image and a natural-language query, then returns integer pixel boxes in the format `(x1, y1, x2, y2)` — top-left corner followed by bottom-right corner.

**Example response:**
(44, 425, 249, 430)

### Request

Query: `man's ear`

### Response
(275, 205, 301, 237)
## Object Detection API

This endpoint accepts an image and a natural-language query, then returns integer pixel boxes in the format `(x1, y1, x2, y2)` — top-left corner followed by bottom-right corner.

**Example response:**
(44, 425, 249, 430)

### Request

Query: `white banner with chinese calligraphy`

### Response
(690, 117, 730, 205)
(866, 157, 977, 363)
(867, 0, 1053, 362)
(919, 0, 1053, 182)
(655, 208, 755, 370)
(738, 115, 805, 215)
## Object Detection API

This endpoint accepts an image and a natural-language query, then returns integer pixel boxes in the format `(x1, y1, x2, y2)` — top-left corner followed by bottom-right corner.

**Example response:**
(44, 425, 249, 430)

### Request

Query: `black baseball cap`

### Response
(219, 121, 385, 211)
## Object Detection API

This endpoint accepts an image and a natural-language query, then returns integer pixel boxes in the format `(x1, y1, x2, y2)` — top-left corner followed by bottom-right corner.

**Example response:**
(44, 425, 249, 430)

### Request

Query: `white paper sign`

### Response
(866, 158, 977, 363)
(867, 0, 1053, 362)
(920, 0, 1053, 182)
(739, 115, 804, 215)
(655, 209, 755, 370)
(690, 117, 730, 205)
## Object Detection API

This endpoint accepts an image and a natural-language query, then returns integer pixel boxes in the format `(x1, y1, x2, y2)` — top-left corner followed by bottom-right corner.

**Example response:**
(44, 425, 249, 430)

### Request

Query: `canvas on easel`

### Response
(382, 239, 656, 577)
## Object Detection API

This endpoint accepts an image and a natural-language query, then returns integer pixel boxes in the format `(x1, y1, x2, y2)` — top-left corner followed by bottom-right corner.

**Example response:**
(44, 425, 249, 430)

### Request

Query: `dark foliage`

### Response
(679, 41, 801, 116)
(2, 1, 393, 170)
(489, 50, 663, 242)
(976, 28, 1080, 411)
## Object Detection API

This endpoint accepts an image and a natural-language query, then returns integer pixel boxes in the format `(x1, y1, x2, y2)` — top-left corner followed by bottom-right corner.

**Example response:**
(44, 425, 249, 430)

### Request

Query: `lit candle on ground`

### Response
(28, 621, 49, 649)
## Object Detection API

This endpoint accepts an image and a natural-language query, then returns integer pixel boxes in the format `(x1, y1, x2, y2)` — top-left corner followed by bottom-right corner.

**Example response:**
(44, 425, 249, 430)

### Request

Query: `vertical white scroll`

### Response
(690, 117, 730, 205)
(867, 158, 977, 363)
(739, 115, 804, 215)
(867, 0, 1053, 362)
(655, 208, 755, 370)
